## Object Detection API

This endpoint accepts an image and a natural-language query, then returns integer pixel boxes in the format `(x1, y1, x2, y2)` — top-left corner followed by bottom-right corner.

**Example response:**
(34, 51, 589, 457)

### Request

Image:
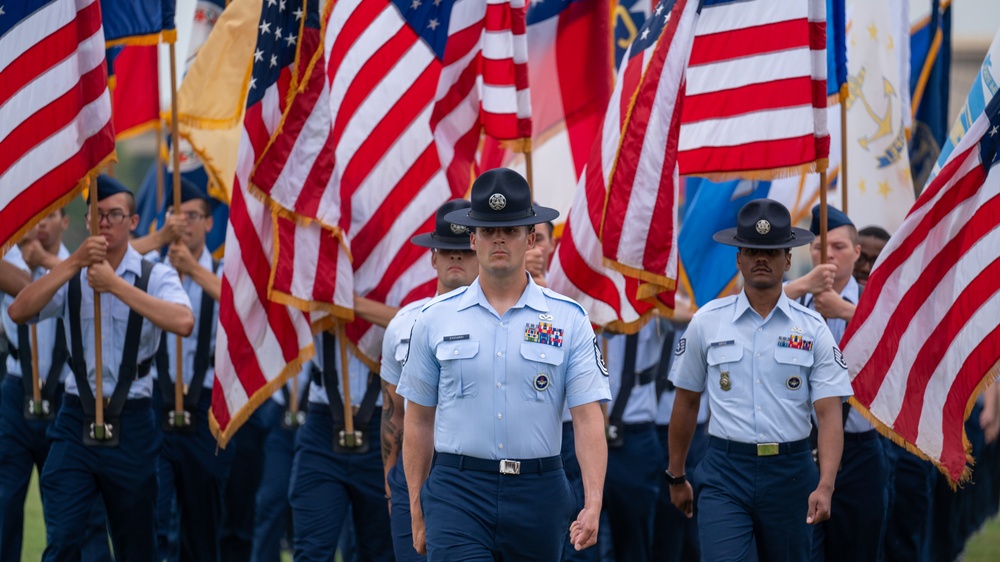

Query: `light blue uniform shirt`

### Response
(657, 326, 711, 425)
(308, 331, 382, 408)
(380, 297, 431, 387)
(604, 321, 664, 424)
(397, 276, 611, 460)
(798, 276, 873, 433)
(36, 245, 191, 399)
(669, 290, 852, 444)
(149, 248, 220, 389)
(3, 244, 73, 382)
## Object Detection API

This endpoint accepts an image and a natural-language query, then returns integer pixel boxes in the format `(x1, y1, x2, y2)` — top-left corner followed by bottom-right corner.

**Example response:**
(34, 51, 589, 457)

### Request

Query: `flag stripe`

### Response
(688, 18, 808, 66)
(681, 77, 814, 123)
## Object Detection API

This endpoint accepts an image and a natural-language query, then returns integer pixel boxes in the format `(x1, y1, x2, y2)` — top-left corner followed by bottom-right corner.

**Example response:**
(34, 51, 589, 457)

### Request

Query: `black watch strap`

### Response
(665, 469, 687, 486)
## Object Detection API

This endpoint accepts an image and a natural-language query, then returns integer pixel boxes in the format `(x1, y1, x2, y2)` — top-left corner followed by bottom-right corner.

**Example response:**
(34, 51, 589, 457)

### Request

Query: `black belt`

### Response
(434, 452, 563, 475)
(64, 394, 152, 413)
(844, 429, 879, 443)
(709, 437, 810, 457)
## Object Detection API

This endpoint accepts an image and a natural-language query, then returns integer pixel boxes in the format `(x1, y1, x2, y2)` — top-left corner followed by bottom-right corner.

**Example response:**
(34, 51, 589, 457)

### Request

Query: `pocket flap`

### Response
(435, 340, 479, 361)
(774, 347, 814, 367)
(706, 343, 743, 366)
(520, 342, 565, 366)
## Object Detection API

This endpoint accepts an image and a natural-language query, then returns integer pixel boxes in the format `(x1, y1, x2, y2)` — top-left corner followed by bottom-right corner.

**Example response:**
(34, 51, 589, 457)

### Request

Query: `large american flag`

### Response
(841, 92, 1000, 485)
(677, 0, 829, 179)
(548, 0, 697, 330)
(319, 0, 531, 364)
(0, 0, 116, 256)
(212, 0, 353, 445)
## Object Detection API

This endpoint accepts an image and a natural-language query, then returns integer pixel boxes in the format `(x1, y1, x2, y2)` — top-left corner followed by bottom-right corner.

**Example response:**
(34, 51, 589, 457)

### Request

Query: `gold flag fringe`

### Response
(684, 159, 829, 183)
(105, 29, 176, 48)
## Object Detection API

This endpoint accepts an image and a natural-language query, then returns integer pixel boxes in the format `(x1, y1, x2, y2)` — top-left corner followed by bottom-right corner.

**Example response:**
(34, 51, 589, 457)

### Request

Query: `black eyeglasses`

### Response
(85, 210, 132, 225)
(166, 210, 208, 221)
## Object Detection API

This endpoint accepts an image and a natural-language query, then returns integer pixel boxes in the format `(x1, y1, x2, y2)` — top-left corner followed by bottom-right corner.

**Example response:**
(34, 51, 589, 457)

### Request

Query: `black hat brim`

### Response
(410, 232, 472, 250)
(443, 205, 560, 228)
(712, 226, 815, 249)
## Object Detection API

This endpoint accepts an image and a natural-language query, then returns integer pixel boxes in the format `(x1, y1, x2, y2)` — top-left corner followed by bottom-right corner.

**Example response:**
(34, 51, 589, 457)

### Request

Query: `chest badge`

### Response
(720, 370, 732, 391)
(786, 376, 802, 391)
(777, 334, 813, 351)
(524, 321, 564, 347)
(533, 374, 550, 391)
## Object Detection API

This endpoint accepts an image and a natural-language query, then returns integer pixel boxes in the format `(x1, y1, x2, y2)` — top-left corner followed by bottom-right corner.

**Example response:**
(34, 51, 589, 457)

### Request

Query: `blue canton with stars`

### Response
(246, 0, 319, 108)
(626, 0, 676, 62)
(981, 92, 1000, 172)
(391, 0, 454, 62)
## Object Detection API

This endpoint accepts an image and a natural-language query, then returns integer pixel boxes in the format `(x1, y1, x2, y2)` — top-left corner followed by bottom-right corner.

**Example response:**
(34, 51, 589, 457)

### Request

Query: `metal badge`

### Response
(489, 193, 507, 210)
(533, 373, 550, 391)
(756, 219, 771, 234)
(720, 370, 732, 391)
(786, 376, 802, 390)
(450, 223, 468, 234)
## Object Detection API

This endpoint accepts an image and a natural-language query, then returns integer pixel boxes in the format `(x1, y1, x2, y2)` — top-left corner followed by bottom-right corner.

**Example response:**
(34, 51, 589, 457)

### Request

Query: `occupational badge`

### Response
(533, 374, 550, 392)
(786, 376, 802, 391)
(720, 370, 731, 391)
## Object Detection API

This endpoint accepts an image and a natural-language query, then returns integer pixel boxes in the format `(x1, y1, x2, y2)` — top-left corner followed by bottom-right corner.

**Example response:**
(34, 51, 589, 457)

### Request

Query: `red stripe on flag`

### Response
(642, 89, 683, 274)
(217, 275, 269, 394)
(940, 324, 1000, 473)
(688, 19, 809, 66)
(484, 2, 512, 30)
(430, 57, 479, 132)
(678, 135, 817, 175)
(442, 21, 484, 65)
(808, 21, 826, 51)
(681, 77, 814, 123)
(326, 0, 389, 84)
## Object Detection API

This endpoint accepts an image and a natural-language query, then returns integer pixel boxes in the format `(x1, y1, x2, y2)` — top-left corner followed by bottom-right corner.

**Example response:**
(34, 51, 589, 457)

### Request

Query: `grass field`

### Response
(17, 470, 1000, 561)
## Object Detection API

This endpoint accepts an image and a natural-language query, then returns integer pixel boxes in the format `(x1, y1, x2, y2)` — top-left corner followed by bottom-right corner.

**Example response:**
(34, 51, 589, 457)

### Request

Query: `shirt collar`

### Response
(117, 245, 144, 277)
(840, 276, 859, 304)
(456, 273, 550, 315)
(733, 289, 791, 322)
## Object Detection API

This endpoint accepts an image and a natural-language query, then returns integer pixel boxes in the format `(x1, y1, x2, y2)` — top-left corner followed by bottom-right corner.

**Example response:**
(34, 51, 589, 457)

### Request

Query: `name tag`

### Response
(443, 334, 470, 342)
(710, 340, 735, 348)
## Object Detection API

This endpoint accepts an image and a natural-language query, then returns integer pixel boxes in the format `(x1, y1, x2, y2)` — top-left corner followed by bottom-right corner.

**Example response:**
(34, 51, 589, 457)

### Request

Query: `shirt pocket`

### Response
(519, 343, 565, 403)
(434, 340, 480, 399)
(394, 341, 409, 364)
(773, 347, 813, 400)
(706, 343, 744, 399)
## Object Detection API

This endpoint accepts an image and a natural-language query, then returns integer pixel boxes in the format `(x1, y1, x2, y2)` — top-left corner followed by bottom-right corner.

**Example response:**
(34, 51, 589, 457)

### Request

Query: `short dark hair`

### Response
(858, 226, 890, 242)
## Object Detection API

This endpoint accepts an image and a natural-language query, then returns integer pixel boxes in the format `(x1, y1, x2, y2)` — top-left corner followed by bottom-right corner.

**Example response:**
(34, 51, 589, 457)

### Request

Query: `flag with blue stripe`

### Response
(101, 0, 176, 46)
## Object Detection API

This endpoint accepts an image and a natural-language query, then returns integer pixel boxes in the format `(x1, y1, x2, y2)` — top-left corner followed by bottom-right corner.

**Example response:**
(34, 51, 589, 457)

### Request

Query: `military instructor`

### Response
(397, 168, 611, 561)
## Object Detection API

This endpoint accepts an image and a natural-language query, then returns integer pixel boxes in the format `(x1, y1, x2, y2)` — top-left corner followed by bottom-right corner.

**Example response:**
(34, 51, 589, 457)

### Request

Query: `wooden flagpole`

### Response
(169, 42, 186, 426)
(29, 325, 43, 413)
(337, 324, 356, 445)
(90, 179, 106, 436)
(523, 140, 534, 202)
(819, 171, 829, 263)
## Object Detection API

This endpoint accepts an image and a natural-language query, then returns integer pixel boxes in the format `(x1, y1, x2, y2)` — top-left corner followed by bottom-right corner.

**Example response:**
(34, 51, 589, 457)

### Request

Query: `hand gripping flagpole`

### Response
(169, 41, 189, 430)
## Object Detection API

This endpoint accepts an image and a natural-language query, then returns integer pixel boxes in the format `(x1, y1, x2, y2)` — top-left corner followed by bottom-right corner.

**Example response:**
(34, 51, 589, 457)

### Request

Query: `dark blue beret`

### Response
(90, 174, 131, 202)
(809, 204, 854, 235)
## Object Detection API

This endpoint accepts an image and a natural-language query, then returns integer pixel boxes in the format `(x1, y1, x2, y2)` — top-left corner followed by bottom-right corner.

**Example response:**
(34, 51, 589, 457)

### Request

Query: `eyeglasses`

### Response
(86, 210, 132, 225)
(166, 210, 208, 221)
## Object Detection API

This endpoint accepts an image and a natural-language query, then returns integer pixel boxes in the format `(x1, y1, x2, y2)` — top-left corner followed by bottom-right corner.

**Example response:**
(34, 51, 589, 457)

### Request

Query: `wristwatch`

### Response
(664, 469, 686, 486)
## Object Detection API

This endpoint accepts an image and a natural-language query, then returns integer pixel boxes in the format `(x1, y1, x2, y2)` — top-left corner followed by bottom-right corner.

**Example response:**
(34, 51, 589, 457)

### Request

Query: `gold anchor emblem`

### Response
(846, 67, 896, 151)
(720, 370, 731, 391)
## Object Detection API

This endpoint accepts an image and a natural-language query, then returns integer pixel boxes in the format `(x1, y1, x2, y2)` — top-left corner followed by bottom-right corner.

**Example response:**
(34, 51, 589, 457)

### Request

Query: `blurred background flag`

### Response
(1, 0, 116, 255)
(101, 0, 177, 45)
(107, 45, 161, 140)
(908, 0, 952, 191)
(827, 0, 847, 103)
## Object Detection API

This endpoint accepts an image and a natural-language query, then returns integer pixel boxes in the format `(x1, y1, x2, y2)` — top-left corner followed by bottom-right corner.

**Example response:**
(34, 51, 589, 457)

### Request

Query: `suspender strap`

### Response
(185, 287, 216, 407)
(68, 260, 156, 417)
(155, 332, 172, 401)
(280, 384, 291, 407)
(609, 334, 639, 426)
(319, 331, 379, 425)
(655, 322, 677, 398)
(16, 321, 68, 402)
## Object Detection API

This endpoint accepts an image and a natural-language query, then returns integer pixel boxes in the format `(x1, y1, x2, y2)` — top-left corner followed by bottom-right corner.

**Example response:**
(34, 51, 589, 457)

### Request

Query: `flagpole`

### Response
(524, 140, 534, 202)
(840, 85, 849, 214)
(156, 127, 165, 217)
(819, 171, 829, 263)
(90, 178, 106, 437)
(169, 41, 186, 428)
(336, 324, 357, 446)
(29, 325, 43, 414)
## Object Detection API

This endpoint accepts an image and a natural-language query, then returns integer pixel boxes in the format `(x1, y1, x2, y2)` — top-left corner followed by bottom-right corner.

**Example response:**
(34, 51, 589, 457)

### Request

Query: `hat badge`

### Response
(755, 219, 771, 235)
(449, 223, 468, 235)
(488, 193, 507, 211)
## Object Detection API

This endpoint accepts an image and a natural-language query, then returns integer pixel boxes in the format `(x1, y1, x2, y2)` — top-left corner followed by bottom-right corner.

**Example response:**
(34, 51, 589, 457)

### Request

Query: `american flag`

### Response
(841, 92, 1000, 485)
(548, 0, 697, 330)
(677, 0, 829, 179)
(0, 0, 116, 256)
(317, 0, 531, 364)
(212, 0, 352, 445)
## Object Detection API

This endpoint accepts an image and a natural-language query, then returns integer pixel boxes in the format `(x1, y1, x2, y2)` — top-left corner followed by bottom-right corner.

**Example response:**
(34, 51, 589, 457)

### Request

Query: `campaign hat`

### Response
(712, 198, 814, 249)
(444, 168, 559, 228)
(411, 199, 474, 250)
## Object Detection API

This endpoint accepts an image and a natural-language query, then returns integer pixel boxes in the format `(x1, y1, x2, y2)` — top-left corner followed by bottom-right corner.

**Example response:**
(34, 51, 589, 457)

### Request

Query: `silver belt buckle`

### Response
(499, 459, 521, 475)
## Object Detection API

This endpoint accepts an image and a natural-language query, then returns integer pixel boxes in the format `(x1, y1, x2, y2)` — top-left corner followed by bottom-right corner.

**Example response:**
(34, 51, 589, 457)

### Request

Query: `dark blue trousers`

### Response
(812, 431, 887, 562)
(560, 422, 597, 562)
(695, 440, 818, 562)
(41, 395, 161, 562)
(388, 454, 426, 562)
(653, 422, 709, 562)
(221, 399, 279, 562)
(289, 406, 392, 562)
(882, 443, 935, 562)
(0, 376, 113, 562)
(603, 423, 662, 562)
(153, 387, 233, 562)
(252, 400, 297, 562)
(421, 460, 574, 561)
